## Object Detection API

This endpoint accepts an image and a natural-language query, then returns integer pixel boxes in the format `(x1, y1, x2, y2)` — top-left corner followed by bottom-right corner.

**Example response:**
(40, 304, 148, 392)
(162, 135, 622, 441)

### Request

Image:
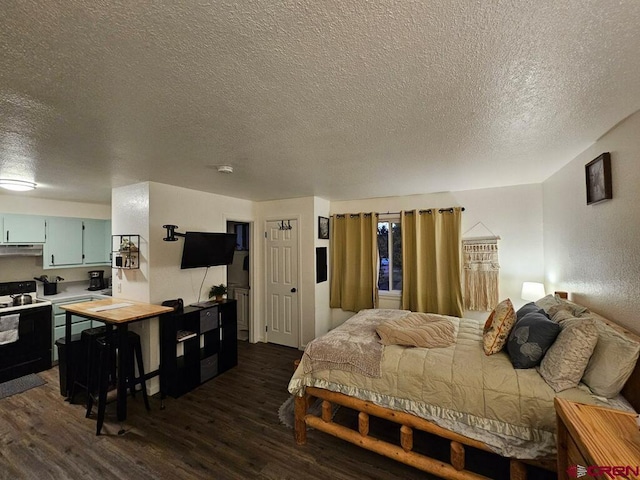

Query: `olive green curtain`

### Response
(330, 213, 379, 312)
(401, 208, 463, 317)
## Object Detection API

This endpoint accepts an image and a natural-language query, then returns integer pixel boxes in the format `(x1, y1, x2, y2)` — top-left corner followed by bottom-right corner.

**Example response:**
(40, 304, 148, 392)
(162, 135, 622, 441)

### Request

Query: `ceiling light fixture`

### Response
(217, 165, 233, 174)
(0, 179, 37, 192)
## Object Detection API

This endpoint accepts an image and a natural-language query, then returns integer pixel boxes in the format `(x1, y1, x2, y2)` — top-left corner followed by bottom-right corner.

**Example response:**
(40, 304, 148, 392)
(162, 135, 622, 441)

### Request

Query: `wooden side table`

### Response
(555, 397, 640, 479)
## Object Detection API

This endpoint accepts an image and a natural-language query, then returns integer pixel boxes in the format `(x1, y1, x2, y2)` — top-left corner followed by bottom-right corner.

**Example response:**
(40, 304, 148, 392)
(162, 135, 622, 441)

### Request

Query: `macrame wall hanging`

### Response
(462, 222, 500, 311)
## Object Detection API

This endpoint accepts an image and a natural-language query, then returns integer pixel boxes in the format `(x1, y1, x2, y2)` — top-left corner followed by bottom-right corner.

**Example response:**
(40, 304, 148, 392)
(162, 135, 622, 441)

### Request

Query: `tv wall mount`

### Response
(163, 225, 185, 242)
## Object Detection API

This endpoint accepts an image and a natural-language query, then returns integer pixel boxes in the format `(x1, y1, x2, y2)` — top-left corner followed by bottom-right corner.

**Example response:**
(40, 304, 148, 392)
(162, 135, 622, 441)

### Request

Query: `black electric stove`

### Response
(0, 281, 52, 383)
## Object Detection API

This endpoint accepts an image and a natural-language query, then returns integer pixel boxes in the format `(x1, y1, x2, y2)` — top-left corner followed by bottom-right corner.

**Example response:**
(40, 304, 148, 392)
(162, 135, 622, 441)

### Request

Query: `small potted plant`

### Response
(119, 238, 138, 253)
(209, 283, 227, 302)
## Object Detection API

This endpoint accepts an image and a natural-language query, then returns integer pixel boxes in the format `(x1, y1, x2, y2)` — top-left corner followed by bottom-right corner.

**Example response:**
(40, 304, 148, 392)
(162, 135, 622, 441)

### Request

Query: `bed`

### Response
(288, 295, 640, 480)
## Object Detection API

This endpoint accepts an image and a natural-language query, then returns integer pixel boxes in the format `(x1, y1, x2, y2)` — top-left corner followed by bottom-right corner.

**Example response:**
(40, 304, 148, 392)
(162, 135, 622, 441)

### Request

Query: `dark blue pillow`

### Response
(515, 302, 547, 322)
(507, 312, 560, 369)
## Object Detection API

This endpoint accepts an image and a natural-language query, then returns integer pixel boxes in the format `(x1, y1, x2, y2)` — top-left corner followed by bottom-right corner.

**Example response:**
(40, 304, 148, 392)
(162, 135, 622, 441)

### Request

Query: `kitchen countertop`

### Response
(37, 280, 112, 302)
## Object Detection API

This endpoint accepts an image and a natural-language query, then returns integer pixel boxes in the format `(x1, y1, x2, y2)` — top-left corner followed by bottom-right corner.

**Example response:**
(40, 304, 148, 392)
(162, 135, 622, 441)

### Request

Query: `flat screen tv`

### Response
(180, 232, 236, 269)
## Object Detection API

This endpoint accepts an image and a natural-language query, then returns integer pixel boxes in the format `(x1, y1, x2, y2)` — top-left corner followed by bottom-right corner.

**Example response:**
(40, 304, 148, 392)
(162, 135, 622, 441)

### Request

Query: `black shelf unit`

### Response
(160, 299, 237, 399)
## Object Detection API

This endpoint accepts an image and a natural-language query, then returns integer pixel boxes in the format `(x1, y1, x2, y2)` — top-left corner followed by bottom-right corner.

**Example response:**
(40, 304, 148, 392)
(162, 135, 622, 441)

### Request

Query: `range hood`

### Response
(0, 245, 44, 256)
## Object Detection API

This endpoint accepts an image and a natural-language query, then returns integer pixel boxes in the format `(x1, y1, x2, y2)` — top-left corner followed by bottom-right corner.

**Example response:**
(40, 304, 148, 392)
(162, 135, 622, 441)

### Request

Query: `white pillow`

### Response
(538, 318, 598, 392)
(581, 314, 640, 398)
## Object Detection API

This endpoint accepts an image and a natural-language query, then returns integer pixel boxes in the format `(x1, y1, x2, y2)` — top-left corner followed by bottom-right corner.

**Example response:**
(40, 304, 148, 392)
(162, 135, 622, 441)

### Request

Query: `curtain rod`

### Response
(332, 207, 465, 218)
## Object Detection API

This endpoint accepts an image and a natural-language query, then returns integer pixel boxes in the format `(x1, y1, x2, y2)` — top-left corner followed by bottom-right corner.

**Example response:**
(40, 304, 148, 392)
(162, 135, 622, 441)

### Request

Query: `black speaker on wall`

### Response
(316, 247, 327, 283)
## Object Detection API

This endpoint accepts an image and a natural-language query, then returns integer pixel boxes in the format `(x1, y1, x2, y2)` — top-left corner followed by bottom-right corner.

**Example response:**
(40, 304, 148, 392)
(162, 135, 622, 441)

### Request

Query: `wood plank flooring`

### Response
(0, 341, 555, 480)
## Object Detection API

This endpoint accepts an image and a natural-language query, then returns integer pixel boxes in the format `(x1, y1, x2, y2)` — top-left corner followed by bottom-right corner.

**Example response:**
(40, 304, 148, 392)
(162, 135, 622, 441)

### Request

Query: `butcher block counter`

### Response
(61, 298, 173, 324)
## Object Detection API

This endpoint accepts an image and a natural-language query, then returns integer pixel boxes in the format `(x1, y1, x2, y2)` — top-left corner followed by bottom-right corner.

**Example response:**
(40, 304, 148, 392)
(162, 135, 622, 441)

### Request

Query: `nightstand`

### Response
(555, 397, 640, 479)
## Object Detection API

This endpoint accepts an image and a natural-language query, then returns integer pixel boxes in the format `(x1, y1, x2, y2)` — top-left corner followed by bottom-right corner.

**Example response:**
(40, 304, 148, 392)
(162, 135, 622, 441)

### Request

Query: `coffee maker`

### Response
(88, 270, 105, 291)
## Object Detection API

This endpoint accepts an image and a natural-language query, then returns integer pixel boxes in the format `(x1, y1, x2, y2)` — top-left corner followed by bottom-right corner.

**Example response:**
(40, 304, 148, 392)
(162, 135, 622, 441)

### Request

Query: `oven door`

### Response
(0, 305, 52, 383)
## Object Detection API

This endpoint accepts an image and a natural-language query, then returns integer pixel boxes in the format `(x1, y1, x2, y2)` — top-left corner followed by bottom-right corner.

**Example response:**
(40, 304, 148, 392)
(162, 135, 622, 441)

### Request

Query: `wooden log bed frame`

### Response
(293, 294, 640, 480)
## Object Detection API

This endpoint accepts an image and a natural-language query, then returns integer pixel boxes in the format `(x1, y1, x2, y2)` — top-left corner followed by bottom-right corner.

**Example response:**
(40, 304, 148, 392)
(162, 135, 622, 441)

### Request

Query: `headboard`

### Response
(555, 291, 640, 412)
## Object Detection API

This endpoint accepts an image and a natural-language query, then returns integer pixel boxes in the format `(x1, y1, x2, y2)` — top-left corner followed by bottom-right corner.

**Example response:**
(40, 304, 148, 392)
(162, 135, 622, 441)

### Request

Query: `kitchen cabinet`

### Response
(2, 214, 46, 244)
(43, 217, 84, 268)
(160, 300, 237, 398)
(83, 219, 111, 265)
(43, 217, 111, 269)
(51, 297, 106, 362)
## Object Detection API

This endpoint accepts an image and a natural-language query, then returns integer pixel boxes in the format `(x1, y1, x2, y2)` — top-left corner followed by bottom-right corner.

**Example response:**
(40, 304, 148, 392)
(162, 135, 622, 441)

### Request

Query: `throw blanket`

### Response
(303, 309, 410, 378)
(376, 312, 456, 348)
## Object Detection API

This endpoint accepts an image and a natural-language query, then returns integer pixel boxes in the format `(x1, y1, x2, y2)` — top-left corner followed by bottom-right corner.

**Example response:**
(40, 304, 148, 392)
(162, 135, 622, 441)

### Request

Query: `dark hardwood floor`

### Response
(0, 341, 555, 480)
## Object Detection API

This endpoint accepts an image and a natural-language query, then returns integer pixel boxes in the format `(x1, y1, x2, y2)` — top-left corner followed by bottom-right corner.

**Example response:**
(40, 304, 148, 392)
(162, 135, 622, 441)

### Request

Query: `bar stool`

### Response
(86, 331, 150, 435)
(69, 326, 107, 404)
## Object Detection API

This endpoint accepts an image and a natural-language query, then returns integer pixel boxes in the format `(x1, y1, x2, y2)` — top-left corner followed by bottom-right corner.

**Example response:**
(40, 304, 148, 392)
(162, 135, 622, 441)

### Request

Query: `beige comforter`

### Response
(289, 309, 625, 459)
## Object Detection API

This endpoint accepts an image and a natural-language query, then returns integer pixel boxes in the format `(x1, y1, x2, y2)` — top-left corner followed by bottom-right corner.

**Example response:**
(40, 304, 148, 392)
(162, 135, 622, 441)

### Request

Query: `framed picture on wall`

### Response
(585, 152, 612, 205)
(318, 216, 329, 239)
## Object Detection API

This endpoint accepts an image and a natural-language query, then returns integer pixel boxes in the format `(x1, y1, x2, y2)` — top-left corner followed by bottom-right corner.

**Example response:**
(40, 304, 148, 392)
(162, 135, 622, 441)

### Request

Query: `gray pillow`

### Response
(515, 302, 547, 322)
(507, 312, 560, 369)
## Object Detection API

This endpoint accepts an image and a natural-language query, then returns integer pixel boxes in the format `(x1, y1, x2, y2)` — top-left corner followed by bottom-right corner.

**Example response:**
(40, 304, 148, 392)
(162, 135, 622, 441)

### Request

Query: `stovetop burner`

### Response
(0, 280, 52, 313)
(0, 299, 50, 309)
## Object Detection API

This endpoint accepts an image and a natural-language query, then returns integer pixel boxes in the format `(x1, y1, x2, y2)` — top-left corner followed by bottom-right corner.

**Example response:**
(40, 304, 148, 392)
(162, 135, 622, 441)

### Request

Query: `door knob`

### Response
(291, 288, 297, 293)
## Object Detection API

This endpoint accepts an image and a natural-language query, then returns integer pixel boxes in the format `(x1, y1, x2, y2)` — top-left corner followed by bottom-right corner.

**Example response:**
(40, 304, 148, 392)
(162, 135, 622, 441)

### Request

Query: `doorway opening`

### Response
(227, 221, 250, 341)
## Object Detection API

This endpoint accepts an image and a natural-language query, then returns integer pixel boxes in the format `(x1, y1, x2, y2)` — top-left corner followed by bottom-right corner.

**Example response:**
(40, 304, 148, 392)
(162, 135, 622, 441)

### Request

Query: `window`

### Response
(377, 216, 402, 292)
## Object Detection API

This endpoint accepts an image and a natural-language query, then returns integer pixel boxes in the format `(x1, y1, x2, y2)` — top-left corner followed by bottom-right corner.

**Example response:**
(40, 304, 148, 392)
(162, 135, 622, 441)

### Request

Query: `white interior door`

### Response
(265, 220, 299, 348)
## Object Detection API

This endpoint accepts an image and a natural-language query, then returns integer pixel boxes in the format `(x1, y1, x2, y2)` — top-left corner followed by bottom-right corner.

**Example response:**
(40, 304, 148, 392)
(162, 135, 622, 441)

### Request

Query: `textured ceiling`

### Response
(1, 1, 640, 204)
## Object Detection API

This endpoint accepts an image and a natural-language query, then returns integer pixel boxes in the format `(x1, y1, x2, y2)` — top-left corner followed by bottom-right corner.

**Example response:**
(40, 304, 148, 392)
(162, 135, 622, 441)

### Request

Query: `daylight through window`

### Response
(377, 217, 402, 292)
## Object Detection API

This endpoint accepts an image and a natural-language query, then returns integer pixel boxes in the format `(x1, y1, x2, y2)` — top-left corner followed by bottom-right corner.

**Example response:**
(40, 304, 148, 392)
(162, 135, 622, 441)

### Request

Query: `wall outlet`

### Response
(117, 283, 122, 293)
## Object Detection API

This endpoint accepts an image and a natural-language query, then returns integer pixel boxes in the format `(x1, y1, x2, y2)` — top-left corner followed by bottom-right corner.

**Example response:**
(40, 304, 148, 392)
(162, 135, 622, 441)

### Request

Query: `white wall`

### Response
(111, 182, 154, 389)
(543, 110, 640, 333)
(314, 196, 331, 337)
(328, 185, 544, 327)
(112, 183, 151, 303)
(0, 194, 111, 283)
(0, 194, 110, 218)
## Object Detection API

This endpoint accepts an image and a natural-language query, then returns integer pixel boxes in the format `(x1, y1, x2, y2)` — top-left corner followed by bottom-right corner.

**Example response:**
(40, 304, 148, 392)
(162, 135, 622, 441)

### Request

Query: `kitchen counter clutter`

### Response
(38, 280, 112, 302)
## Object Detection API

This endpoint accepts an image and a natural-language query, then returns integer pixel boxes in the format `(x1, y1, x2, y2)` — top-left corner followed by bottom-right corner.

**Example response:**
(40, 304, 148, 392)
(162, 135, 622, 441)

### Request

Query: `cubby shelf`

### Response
(159, 300, 237, 399)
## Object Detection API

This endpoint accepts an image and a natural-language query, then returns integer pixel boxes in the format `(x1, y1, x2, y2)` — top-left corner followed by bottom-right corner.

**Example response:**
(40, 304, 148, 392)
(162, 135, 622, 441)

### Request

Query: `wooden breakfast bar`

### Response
(61, 298, 174, 434)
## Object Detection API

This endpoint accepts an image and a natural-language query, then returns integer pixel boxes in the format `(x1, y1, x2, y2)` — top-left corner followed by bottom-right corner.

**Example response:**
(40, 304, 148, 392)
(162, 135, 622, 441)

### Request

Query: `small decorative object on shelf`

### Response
(209, 283, 227, 302)
(112, 234, 140, 269)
